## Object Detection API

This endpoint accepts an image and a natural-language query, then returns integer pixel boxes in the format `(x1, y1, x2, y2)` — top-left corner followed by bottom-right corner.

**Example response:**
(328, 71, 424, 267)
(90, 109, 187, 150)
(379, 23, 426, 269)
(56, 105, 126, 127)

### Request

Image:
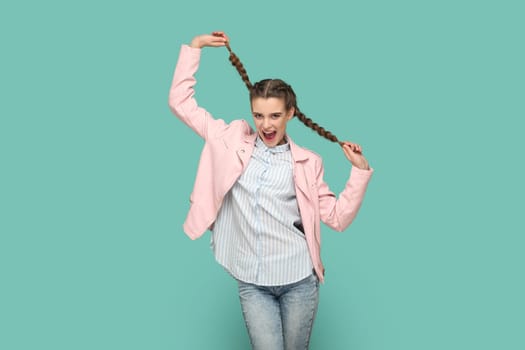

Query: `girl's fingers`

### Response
(342, 141, 363, 153)
(343, 143, 362, 155)
(343, 144, 354, 155)
(205, 35, 227, 46)
(212, 31, 229, 41)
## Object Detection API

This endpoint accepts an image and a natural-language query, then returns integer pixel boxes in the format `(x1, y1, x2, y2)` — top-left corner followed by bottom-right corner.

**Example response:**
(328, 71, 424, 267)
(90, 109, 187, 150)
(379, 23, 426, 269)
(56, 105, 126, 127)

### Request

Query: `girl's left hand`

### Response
(341, 141, 370, 170)
(190, 31, 230, 49)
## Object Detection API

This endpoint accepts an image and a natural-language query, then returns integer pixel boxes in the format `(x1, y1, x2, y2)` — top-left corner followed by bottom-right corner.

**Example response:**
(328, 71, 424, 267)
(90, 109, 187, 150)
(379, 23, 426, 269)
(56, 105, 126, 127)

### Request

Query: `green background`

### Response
(1, 0, 523, 349)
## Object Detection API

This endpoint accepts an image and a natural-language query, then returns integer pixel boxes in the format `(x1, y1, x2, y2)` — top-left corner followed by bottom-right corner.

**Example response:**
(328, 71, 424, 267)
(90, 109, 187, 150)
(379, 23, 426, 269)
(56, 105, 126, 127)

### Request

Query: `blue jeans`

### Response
(237, 274, 320, 350)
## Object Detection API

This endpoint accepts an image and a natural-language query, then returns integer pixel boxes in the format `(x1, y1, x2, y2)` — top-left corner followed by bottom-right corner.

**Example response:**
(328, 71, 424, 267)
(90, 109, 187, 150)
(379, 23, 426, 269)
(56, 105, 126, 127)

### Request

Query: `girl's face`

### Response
(251, 97, 294, 147)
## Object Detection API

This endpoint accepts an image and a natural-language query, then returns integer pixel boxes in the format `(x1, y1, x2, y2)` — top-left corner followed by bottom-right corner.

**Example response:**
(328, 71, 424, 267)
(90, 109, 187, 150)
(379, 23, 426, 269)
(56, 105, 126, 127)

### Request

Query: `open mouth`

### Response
(262, 131, 277, 141)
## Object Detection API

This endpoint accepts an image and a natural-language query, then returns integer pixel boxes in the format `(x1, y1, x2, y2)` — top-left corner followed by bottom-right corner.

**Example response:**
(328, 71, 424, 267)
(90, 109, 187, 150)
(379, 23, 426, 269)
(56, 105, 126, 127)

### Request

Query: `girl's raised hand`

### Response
(190, 31, 230, 49)
(341, 142, 370, 170)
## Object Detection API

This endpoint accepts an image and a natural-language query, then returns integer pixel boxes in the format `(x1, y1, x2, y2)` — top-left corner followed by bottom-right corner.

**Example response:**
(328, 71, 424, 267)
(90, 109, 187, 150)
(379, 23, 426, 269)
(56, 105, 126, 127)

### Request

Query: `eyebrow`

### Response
(252, 112, 283, 115)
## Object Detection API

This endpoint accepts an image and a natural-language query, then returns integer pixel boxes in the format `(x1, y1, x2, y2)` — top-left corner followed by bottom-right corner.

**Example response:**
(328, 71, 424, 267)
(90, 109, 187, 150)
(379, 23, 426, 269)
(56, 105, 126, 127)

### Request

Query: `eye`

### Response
(253, 113, 263, 119)
(271, 113, 282, 119)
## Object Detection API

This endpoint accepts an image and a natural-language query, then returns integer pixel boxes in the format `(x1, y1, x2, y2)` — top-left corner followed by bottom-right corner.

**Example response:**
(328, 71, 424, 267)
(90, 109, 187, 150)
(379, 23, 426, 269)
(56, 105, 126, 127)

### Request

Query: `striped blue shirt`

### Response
(211, 136, 313, 286)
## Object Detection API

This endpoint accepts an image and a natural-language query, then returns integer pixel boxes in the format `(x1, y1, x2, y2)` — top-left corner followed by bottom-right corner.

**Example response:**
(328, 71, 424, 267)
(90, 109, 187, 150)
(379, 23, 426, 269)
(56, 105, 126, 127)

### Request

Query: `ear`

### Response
(287, 107, 295, 120)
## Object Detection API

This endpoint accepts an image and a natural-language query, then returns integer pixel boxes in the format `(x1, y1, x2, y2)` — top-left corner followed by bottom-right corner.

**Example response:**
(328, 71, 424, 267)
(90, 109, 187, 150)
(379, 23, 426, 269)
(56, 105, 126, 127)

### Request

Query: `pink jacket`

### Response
(168, 45, 373, 282)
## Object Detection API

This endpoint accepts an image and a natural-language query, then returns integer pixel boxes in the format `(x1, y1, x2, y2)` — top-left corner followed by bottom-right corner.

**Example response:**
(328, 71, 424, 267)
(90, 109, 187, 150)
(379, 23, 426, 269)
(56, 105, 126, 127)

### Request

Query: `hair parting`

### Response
(224, 42, 344, 146)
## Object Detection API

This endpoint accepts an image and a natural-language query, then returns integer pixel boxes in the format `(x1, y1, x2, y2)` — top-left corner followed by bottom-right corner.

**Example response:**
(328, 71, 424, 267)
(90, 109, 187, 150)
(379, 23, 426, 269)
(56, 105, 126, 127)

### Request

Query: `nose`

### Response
(262, 116, 271, 129)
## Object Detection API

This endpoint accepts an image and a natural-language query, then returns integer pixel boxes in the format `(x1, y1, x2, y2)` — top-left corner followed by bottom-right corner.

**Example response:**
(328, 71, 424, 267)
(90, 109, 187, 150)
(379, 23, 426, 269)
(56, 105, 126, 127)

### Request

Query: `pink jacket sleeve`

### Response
(168, 45, 227, 140)
(316, 158, 373, 232)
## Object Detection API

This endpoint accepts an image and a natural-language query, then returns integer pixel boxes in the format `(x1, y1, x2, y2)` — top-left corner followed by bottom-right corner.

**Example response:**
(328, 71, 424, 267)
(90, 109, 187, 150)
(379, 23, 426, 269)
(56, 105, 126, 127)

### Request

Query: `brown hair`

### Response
(225, 42, 343, 146)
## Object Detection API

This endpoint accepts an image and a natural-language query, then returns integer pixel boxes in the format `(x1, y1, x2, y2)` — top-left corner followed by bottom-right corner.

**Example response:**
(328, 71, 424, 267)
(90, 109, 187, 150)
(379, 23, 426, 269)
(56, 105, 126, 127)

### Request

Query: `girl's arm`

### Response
(168, 32, 230, 140)
(317, 142, 373, 231)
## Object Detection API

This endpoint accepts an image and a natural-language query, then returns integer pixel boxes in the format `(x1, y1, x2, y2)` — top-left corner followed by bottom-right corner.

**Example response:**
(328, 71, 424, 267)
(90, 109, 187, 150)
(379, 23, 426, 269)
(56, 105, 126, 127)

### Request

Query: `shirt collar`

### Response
(255, 135, 290, 153)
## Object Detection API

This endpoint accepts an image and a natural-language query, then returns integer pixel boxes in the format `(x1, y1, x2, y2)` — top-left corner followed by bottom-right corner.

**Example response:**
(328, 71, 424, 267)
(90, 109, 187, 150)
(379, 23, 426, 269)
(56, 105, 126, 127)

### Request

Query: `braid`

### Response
(295, 107, 343, 146)
(224, 42, 343, 146)
(225, 42, 252, 90)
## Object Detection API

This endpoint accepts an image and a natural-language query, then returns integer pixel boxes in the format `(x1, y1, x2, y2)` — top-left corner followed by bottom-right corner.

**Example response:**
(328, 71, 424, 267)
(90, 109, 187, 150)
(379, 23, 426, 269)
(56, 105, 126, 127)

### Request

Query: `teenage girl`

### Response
(169, 31, 373, 350)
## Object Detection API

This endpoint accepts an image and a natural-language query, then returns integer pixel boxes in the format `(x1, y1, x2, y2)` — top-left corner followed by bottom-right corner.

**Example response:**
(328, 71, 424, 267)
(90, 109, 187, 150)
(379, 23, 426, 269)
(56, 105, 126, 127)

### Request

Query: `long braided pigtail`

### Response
(294, 107, 344, 146)
(224, 42, 343, 146)
(225, 42, 252, 90)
